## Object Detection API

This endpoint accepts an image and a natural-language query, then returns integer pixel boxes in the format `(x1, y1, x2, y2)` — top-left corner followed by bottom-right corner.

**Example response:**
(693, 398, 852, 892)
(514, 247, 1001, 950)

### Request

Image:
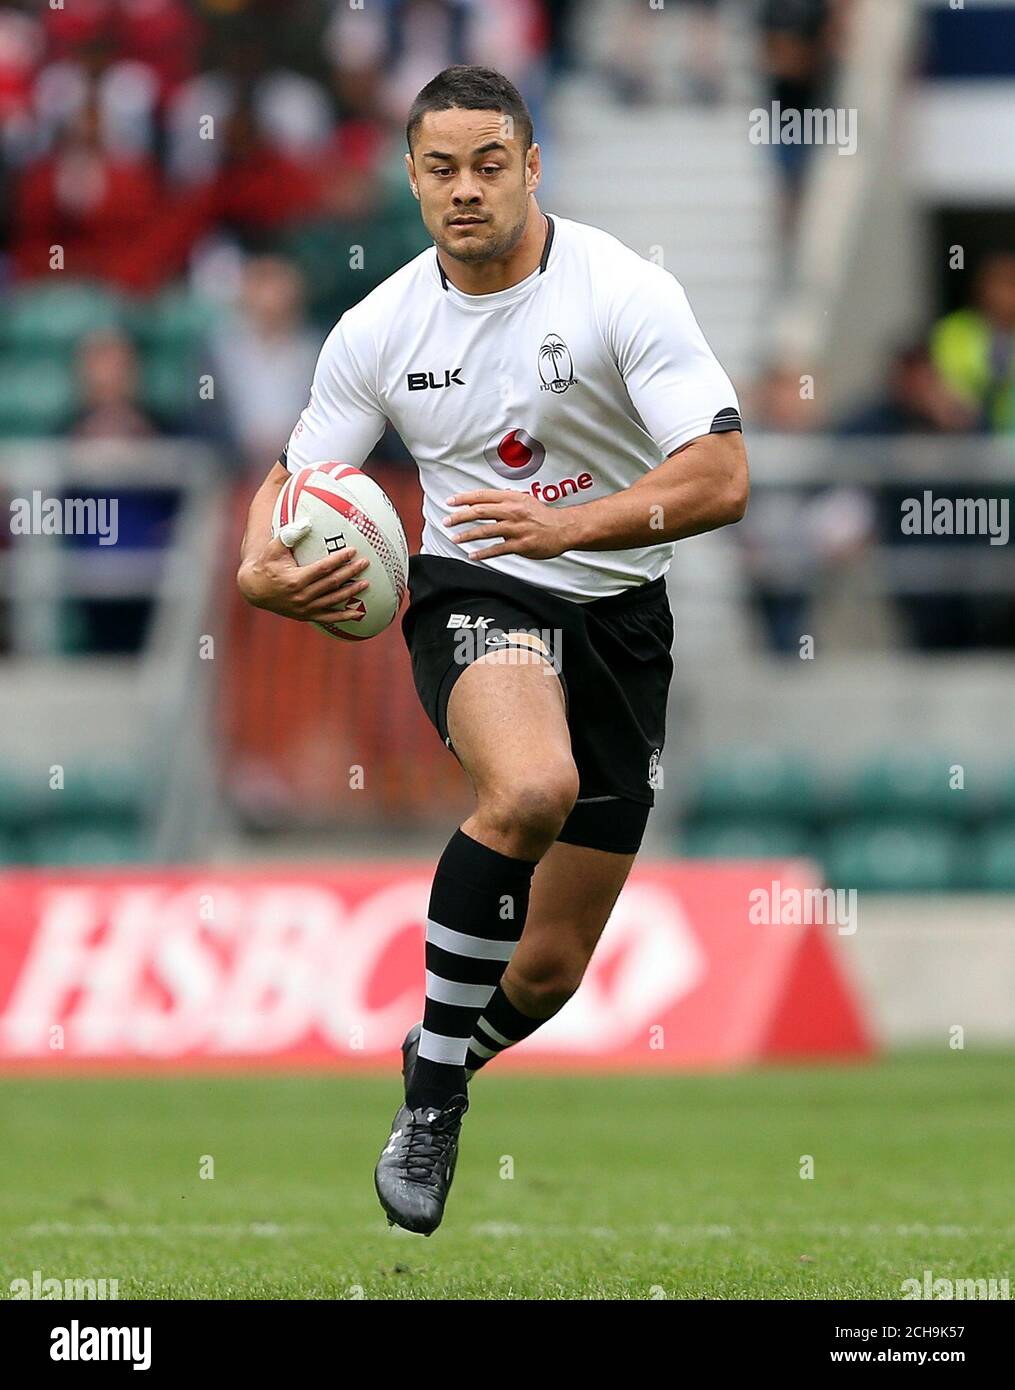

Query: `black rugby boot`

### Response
(374, 1093, 469, 1236)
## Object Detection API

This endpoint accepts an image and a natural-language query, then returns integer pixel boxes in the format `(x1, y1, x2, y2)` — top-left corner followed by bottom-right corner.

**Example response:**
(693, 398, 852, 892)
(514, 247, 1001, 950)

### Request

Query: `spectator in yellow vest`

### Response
(931, 252, 1015, 432)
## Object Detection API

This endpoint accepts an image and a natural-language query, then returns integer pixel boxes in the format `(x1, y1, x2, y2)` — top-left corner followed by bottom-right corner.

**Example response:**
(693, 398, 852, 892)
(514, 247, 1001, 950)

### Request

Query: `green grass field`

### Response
(1, 1051, 1012, 1300)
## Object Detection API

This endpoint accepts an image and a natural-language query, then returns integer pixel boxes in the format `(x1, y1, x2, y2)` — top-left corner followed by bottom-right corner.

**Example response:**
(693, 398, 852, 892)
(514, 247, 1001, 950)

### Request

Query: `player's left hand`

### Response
(443, 489, 577, 560)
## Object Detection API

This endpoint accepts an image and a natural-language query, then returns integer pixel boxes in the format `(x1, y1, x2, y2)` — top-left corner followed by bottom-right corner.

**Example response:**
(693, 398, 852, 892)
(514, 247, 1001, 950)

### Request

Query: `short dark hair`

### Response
(406, 65, 533, 154)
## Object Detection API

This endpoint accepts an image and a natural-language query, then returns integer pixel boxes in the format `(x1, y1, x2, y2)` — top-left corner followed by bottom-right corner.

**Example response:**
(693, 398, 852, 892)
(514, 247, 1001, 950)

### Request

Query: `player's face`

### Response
(406, 108, 539, 264)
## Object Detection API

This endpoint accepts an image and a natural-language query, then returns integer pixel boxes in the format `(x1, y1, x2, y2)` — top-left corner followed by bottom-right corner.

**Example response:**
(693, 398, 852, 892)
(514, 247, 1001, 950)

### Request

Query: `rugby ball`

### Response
(272, 462, 409, 640)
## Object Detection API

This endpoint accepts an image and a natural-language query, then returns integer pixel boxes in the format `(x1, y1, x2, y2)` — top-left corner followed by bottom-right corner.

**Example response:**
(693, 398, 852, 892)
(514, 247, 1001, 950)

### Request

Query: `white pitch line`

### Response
(23, 1221, 325, 1239)
(22, 1219, 1012, 1241)
(464, 1221, 1012, 1240)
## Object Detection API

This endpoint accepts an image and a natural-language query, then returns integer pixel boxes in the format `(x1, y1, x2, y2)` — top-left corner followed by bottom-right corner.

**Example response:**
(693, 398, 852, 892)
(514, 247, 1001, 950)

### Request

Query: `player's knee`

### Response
(486, 767, 579, 843)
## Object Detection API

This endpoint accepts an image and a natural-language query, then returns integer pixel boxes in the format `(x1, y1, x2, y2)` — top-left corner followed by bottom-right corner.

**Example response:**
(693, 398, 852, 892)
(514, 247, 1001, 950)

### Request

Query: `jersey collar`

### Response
(436, 214, 555, 292)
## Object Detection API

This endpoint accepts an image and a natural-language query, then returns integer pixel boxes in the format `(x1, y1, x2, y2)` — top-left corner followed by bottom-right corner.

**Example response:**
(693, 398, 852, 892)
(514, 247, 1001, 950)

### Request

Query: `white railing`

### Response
(734, 432, 1015, 596)
(0, 440, 230, 861)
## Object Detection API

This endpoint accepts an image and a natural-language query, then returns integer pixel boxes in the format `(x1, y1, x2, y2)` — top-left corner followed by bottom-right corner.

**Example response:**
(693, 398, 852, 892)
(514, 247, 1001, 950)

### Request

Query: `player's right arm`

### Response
(236, 459, 372, 624)
(236, 310, 388, 623)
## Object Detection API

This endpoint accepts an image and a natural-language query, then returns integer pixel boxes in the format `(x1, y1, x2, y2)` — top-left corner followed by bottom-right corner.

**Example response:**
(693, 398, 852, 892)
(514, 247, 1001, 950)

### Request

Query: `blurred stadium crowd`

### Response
(0, 0, 1013, 883)
(1, 0, 1011, 657)
(0, 0, 554, 650)
(745, 246, 1015, 655)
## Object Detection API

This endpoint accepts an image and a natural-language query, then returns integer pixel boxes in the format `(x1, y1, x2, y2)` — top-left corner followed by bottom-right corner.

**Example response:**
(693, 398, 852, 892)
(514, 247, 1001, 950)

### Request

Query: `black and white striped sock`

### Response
(465, 983, 548, 1078)
(408, 828, 537, 1111)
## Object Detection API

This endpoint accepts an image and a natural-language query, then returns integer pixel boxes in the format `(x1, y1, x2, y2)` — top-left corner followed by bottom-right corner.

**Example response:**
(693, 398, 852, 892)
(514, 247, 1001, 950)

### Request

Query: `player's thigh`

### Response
(512, 839, 637, 979)
(445, 650, 576, 800)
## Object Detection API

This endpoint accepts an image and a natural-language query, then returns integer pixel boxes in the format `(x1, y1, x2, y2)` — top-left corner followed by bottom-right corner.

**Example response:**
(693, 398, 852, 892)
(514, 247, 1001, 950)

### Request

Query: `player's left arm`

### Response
(572, 427, 749, 547)
(444, 429, 748, 559)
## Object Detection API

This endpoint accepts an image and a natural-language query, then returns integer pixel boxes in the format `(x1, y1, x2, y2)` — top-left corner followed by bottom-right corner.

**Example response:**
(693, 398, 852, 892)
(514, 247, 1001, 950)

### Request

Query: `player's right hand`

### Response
(237, 533, 371, 624)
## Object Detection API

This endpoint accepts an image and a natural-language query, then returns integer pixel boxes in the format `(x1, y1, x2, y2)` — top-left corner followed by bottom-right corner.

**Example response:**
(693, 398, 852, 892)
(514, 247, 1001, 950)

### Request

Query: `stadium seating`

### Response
(834, 752, 980, 821)
(0, 361, 76, 435)
(995, 766, 1015, 817)
(2, 737, 1007, 880)
(0, 766, 151, 866)
(686, 748, 823, 821)
(975, 823, 1015, 891)
(1, 283, 125, 358)
(680, 819, 816, 860)
(133, 288, 215, 418)
(0, 284, 212, 438)
(142, 349, 197, 419)
(0, 830, 24, 866)
(679, 747, 1010, 890)
(27, 823, 147, 867)
(822, 820, 965, 892)
(128, 288, 214, 353)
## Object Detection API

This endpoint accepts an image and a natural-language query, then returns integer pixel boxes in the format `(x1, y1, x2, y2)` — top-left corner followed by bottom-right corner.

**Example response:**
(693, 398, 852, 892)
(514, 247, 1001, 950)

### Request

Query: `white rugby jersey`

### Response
(281, 214, 741, 601)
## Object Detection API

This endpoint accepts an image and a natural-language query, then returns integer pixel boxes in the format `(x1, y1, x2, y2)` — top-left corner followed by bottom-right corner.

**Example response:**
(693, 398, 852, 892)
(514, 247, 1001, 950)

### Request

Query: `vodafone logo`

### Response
(484, 428, 546, 480)
(529, 474, 593, 503)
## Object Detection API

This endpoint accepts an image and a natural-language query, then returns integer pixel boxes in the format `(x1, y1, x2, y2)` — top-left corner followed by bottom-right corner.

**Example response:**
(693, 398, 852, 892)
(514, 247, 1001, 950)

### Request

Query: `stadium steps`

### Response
(547, 80, 778, 385)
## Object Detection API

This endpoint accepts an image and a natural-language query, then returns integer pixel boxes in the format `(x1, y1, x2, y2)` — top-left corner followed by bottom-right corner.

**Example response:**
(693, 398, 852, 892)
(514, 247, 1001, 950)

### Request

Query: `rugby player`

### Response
(237, 65, 748, 1236)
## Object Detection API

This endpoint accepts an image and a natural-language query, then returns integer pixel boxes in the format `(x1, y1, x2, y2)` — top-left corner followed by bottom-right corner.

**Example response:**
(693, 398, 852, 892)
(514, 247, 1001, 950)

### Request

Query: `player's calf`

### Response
(499, 946, 588, 1018)
(395, 764, 576, 1140)
(465, 841, 638, 1077)
(464, 952, 587, 1077)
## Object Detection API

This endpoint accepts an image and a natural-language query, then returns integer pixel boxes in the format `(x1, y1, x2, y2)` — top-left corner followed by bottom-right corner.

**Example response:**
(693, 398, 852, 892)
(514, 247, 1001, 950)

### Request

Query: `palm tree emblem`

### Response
(538, 334, 575, 393)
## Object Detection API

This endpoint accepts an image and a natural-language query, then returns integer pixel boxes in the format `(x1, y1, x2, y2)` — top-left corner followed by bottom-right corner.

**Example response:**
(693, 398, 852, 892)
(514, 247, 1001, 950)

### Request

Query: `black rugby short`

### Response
(401, 554, 674, 854)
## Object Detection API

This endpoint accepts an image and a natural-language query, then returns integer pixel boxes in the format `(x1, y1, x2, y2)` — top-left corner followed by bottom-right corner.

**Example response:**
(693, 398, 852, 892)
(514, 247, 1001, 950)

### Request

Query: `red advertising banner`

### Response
(0, 862, 875, 1070)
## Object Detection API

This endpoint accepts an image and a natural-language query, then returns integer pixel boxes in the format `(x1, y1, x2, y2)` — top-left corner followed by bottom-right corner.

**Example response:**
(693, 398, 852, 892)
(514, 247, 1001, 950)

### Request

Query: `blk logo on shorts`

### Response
(447, 614, 493, 629)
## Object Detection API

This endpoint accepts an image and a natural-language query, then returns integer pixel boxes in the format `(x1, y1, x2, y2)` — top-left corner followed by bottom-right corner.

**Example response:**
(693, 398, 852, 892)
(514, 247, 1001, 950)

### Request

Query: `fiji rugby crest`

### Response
(538, 333, 577, 394)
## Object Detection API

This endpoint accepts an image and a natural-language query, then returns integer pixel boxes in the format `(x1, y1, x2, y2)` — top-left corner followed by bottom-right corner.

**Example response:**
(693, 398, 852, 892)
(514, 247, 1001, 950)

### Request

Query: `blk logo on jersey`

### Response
(484, 428, 547, 480)
(407, 369, 465, 391)
(538, 333, 577, 394)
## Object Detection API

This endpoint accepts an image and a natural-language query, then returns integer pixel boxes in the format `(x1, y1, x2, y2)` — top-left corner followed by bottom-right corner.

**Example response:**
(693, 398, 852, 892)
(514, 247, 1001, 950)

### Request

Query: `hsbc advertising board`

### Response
(0, 864, 874, 1069)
